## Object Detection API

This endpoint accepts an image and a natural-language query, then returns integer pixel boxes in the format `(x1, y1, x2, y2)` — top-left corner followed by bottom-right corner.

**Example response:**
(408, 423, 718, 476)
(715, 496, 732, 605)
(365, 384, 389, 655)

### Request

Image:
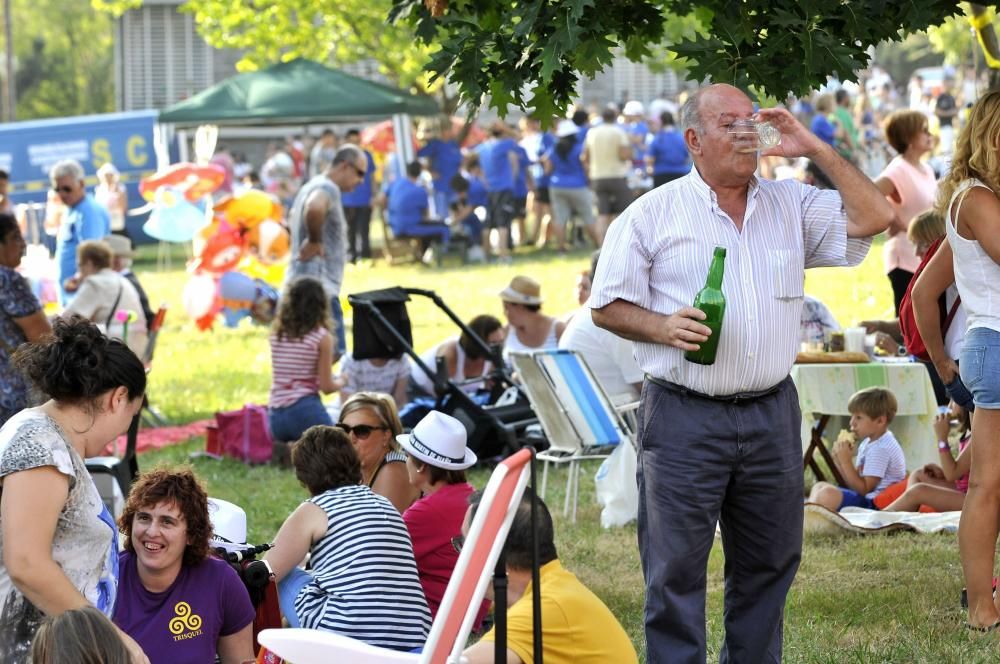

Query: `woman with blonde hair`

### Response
(874, 109, 937, 315)
(32, 606, 130, 664)
(934, 90, 1000, 632)
(337, 391, 420, 512)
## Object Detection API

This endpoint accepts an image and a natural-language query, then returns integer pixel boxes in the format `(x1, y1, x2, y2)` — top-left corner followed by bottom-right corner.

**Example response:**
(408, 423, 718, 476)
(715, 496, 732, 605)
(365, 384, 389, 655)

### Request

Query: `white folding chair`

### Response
(258, 447, 534, 664)
(509, 350, 636, 522)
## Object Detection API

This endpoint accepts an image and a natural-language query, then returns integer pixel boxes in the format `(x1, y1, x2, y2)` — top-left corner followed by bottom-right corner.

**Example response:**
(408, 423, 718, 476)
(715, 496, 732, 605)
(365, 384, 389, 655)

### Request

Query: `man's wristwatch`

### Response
(938, 440, 950, 452)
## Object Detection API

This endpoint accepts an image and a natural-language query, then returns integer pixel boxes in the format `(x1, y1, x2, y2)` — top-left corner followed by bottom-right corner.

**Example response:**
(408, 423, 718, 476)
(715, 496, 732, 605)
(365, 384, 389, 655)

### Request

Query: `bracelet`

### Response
(938, 440, 950, 451)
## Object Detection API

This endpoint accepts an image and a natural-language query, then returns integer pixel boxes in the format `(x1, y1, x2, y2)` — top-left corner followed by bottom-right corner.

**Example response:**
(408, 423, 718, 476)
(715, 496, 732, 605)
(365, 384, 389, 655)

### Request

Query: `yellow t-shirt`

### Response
(481, 560, 638, 664)
(584, 124, 630, 179)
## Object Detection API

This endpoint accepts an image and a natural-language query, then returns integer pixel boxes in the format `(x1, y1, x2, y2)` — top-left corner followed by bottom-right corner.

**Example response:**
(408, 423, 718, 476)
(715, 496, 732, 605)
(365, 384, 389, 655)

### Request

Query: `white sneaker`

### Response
(467, 246, 486, 263)
(422, 246, 437, 265)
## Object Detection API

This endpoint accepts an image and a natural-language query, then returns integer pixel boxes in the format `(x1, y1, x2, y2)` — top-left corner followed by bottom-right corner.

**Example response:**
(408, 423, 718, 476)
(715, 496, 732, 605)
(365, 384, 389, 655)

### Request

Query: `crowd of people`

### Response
(0, 66, 999, 663)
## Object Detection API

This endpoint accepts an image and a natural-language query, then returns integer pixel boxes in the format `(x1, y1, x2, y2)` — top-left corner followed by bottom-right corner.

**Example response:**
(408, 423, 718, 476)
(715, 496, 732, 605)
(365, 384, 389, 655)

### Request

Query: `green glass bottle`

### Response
(684, 246, 727, 366)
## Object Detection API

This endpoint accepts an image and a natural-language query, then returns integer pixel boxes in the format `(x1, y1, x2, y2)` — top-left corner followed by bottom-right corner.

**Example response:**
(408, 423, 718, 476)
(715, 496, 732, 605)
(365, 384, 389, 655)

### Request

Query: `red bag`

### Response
(215, 405, 273, 464)
(898, 237, 960, 362)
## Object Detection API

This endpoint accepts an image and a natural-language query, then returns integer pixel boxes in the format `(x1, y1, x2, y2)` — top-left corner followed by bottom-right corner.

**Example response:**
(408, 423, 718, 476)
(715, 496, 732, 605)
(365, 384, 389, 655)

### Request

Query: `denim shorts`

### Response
(269, 393, 332, 442)
(838, 488, 876, 510)
(960, 326, 1000, 409)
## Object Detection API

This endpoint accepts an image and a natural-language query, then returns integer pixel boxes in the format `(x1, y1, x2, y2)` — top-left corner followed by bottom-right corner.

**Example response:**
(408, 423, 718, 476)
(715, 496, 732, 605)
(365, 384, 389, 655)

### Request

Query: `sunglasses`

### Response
(451, 535, 465, 554)
(335, 423, 386, 439)
(353, 165, 367, 178)
(52, 185, 75, 194)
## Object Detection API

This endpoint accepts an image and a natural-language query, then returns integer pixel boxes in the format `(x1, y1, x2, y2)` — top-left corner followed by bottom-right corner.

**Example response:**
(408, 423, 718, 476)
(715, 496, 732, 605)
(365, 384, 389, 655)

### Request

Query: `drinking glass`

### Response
(728, 119, 781, 153)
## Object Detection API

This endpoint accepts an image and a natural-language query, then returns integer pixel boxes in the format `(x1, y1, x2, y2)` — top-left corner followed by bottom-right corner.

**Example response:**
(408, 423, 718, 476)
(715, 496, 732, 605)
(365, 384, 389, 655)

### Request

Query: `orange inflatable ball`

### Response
(215, 190, 283, 230)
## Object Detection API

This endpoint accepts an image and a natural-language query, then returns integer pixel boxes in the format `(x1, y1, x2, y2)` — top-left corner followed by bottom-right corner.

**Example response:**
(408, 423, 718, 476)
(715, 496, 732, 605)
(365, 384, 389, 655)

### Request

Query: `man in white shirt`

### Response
(559, 251, 642, 404)
(590, 84, 894, 663)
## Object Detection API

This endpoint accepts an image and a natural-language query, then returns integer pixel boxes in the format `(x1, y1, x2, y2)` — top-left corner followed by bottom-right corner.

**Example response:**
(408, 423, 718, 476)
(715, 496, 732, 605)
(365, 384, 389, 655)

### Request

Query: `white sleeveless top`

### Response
(411, 337, 493, 395)
(946, 178, 1000, 334)
(502, 318, 558, 363)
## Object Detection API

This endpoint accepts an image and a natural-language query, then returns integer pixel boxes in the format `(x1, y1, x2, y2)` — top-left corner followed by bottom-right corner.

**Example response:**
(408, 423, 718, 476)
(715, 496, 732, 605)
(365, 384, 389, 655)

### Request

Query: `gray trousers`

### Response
(638, 377, 803, 664)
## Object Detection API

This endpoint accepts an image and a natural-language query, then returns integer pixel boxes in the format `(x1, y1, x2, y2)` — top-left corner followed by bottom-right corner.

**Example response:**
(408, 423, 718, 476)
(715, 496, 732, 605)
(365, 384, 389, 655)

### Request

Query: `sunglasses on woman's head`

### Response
(335, 423, 386, 439)
(451, 535, 465, 554)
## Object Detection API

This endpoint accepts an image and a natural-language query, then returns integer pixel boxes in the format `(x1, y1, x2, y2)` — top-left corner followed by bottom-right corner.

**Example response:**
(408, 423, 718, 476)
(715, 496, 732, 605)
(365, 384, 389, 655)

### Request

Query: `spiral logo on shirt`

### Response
(168, 602, 203, 635)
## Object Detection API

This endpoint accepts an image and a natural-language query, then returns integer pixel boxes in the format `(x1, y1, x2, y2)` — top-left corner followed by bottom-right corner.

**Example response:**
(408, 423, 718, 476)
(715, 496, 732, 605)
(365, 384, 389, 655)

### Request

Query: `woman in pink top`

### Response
(399, 411, 488, 628)
(874, 110, 937, 314)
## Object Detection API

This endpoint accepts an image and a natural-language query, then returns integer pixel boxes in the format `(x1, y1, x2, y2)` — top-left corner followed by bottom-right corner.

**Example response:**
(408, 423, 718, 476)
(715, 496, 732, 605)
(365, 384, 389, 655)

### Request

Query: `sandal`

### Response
(966, 621, 1000, 633)
(960, 576, 999, 609)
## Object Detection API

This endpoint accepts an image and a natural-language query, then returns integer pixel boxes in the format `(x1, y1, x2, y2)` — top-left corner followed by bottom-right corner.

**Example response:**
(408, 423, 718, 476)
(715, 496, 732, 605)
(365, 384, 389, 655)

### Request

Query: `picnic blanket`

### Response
(804, 503, 961, 536)
(102, 419, 214, 456)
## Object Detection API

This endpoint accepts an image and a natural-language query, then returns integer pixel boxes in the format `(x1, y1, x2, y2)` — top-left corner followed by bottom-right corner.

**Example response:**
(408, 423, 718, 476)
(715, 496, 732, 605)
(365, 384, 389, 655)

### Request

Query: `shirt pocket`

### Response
(769, 249, 804, 301)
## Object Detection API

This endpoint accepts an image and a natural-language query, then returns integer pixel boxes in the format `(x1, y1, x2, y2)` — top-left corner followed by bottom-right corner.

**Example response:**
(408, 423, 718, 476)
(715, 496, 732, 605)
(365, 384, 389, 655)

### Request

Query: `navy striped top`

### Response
(295, 485, 431, 651)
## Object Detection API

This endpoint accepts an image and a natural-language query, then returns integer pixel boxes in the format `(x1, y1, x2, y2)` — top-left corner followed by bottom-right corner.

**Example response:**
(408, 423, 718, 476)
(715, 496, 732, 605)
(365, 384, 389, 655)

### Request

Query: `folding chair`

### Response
(141, 304, 169, 427)
(509, 350, 635, 523)
(258, 447, 536, 664)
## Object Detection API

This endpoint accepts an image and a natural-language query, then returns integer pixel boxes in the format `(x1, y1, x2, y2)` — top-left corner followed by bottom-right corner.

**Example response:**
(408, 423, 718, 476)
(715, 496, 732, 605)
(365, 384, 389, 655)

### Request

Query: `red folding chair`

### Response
(258, 448, 535, 664)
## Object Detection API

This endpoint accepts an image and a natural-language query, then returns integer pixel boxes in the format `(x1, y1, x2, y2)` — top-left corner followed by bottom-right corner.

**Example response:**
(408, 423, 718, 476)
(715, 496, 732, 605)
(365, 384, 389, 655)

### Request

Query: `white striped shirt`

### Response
(856, 430, 907, 498)
(269, 327, 328, 408)
(590, 168, 871, 396)
(295, 485, 431, 651)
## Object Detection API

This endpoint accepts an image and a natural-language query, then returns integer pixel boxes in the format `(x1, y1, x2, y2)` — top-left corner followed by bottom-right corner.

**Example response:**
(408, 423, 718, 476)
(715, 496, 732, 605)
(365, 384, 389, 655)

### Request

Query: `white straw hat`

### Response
(397, 411, 477, 471)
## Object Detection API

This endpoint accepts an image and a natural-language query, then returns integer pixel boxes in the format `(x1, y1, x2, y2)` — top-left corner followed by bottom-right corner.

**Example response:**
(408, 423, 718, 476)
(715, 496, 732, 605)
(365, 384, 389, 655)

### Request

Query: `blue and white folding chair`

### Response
(509, 349, 635, 522)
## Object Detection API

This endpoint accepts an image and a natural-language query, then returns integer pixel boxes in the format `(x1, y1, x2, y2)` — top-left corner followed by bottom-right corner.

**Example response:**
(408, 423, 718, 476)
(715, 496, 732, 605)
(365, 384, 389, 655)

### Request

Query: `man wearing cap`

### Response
(286, 144, 369, 361)
(583, 107, 632, 245)
(500, 276, 564, 362)
(461, 488, 639, 664)
(590, 84, 893, 662)
(104, 234, 154, 327)
(50, 159, 110, 305)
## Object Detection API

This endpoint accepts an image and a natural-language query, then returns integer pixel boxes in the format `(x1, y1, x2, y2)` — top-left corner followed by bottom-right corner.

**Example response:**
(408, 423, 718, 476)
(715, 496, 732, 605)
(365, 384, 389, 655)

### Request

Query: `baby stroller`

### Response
(348, 286, 537, 461)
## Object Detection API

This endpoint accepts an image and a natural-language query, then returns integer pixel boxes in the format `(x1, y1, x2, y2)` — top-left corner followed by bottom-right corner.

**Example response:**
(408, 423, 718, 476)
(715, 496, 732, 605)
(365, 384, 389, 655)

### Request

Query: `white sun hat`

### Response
(397, 410, 477, 471)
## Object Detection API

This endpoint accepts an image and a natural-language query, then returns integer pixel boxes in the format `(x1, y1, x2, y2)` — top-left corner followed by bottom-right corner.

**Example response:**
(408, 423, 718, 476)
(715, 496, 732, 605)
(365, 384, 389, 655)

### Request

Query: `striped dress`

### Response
(269, 327, 328, 408)
(295, 485, 432, 651)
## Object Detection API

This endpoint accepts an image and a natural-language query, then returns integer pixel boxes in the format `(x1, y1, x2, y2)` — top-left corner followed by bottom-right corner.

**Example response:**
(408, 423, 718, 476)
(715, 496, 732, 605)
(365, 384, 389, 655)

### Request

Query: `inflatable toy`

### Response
(140, 163, 227, 203)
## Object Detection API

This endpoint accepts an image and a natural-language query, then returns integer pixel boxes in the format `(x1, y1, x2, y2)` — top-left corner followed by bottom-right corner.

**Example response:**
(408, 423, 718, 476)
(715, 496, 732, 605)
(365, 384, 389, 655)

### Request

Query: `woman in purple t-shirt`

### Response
(113, 469, 255, 664)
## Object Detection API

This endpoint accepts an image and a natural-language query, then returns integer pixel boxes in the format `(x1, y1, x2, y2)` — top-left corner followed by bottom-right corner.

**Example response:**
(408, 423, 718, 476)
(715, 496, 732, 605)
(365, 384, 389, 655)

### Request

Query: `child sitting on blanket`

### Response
(881, 398, 973, 512)
(808, 387, 907, 511)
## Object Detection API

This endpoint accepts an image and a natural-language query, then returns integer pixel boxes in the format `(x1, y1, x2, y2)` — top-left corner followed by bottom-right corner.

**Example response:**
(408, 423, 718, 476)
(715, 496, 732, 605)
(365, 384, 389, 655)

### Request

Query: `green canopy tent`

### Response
(158, 58, 439, 125)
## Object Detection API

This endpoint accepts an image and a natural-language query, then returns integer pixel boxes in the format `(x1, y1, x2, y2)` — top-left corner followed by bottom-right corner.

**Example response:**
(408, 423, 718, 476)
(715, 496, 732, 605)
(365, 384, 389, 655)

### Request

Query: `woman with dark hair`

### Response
(542, 119, 598, 251)
(112, 468, 254, 664)
(336, 392, 420, 512)
(265, 425, 431, 651)
(0, 316, 147, 663)
(874, 109, 937, 314)
(400, 411, 488, 626)
(63, 239, 148, 357)
(411, 314, 506, 397)
(0, 212, 51, 426)
(268, 277, 345, 442)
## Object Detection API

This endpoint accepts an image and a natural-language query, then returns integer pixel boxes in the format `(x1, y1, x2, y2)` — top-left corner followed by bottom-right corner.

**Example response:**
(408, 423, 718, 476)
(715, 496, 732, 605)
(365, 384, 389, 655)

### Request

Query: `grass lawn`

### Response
(132, 229, 991, 662)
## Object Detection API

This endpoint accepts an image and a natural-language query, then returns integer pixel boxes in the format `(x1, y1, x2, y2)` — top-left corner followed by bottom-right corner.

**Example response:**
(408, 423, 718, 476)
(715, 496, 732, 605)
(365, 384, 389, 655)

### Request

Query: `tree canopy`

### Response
(390, 0, 974, 116)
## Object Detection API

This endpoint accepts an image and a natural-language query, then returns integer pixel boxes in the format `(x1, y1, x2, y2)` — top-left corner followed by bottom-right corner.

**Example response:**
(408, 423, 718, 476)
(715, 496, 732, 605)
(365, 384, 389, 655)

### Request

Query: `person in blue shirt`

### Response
(417, 117, 467, 222)
(476, 124, 520, 264)
(341, 129, 378, 263)
(387, 161, 449, 253)
(511, 143, 532, 250)
(622, 100, 650, 171)
(542, 120, 598, 252)
(645, 111, 691, 187)
(810, 93, 838, 147)
(51, 159, 110, 305)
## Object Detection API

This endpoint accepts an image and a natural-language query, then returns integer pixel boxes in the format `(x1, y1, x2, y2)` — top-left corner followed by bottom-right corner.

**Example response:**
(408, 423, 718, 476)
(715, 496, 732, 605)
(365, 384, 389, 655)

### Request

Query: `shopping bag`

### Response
(594, 442, 638, 529)
(215, 405, 273, 465)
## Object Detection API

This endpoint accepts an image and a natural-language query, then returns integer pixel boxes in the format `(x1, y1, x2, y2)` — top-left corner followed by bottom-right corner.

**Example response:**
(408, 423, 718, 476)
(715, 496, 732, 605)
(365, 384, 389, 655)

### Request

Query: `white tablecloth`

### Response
(791, 362, 939, 471)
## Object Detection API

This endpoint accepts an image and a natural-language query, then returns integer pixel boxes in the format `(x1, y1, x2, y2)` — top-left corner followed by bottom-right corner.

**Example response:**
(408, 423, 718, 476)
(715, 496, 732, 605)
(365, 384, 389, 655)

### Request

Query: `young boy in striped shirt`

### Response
(808, 387, 907, 511)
